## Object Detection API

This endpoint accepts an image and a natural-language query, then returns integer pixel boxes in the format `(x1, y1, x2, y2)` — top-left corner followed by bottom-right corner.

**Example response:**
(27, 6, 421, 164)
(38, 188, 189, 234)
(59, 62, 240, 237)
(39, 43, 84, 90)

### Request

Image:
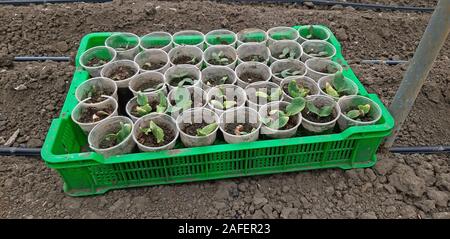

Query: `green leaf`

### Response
(280, 69, 291, 78)
(325, 82, 340, 98)
(261, 117, 271, 125)
(136, 104, 152, 116)
(306, 101, 333, 117)
(288, 80, 301, 98)
(196, 123, 218, 136)
(286, 97, 306, 116)
(291, 70, 303, 76)
(149, 121, 165, 144)
(346, 110, 361, 119)
(255, 91, 269, 98)
(210, 99, 224, 110)
(268, 115, 289, 130)
(358, 104, 371, 115)
(116, 122, 132, 143)
(306, 25, 314, 39)
(177, 78, 194, 87)
(279, 47, 290, 59)
(137, 92, 148, 106)
(223, 100, 237, 109)
(219, 76, 228, 84)
(288, 49, 296, 59)
(158, 91, 167, 108)
(156, 105, 166, 113)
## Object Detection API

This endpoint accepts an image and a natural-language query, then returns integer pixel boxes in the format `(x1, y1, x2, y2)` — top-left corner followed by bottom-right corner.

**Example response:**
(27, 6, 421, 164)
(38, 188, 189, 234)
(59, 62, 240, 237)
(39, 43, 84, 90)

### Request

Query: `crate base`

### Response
(61, 155, 377, 197)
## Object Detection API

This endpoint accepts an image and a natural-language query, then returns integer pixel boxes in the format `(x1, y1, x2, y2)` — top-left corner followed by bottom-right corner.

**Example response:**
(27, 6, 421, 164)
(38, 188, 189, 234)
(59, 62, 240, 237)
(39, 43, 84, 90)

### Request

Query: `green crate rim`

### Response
(41, 25, 394, 167)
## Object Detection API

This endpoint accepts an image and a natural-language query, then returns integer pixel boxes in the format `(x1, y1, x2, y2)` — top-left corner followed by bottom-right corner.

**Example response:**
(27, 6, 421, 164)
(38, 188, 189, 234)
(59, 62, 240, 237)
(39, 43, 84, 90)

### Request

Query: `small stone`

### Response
(303, 2, 314, 8)
(262, 205, 273, 215)
(27, 138, 43, 148)
(55, 41, 69, 52)
(14, 84, 27, 91)
(253, 196, 268, 206)
(4, 129, 20, 147)
(238, 183, 248, 192)
(252, 210, 266, 219)
(331, 4, 344, 10)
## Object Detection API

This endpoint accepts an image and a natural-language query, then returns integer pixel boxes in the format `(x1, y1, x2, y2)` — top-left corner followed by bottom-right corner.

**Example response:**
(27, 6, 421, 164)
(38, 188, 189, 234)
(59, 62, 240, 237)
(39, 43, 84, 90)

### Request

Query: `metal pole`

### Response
(384, 0, 450, 148)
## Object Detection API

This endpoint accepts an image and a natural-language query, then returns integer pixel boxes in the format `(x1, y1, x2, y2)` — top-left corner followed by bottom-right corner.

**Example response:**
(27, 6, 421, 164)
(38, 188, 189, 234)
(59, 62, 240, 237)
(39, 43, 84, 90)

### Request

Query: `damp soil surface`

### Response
(106, 65, 137, 81)
(239, 72, 265, 84)
(141, 61, 166, 71)
(0, 0, 449, 220)
(82, 88, 114, 103)
(241, 55, 266, 63)
(85, 57, 108, 67)
(302, 109, 336, 123)
(183, 122, 209, 136)
(172, 55, 200, 65)
(204, 75, 231, 87)
(224, 123, 257, 136)
(137, 123, 176, 147)
(208, 56, 233, 66)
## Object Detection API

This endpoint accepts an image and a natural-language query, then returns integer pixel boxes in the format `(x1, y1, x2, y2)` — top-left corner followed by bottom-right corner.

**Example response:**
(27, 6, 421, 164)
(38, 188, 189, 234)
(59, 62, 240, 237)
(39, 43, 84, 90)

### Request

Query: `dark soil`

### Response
(311, 64, 340, 74)
(85, 57, 108, 67)
(131, 99, 161, 117)
(241, 55, 266, 62)
(172, 55, 199, 65)
(105, 66, 137, 81)
(182, 122, 209, 136)
(0, 0, 449, 220)
(141, 60, 166, 71)
(114, 43, 137, 51)
(137, 123, 175, 147)
(78, 106, 113, 123)
(239, 72, 265, 84)
(225, 123, 257, 136)
(302, 109, 336, 123)
(208, 56, 233, 66)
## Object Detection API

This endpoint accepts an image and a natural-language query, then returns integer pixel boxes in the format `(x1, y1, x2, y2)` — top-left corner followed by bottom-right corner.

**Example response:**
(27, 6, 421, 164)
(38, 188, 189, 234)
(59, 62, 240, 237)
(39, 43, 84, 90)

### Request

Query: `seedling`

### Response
(288, 80, 310, 98)
(234, 125, 256, 136)
(261, 97, 305, 129)
(171, 72, 195, 87)
(306, 101, 333, 118)
(255, 87, 282, 102)
(85, 85, 98, 99)
(211, 51, 230, 65)
(196, 123, 218, 137)
(188, 56, 198, 64)
(142, 82, 165, 93)
(140, 120, 165, 144)
(210, 87, 237, 110)
(278, 47, 296, 59)
(206, 76, 229, 86)
(115, 42, 132, 51)
(92, 110, 110, 122)
(135, 91, 167, 116)
(324, 72, 353, 98)
(305, 26, 315, 39)
(103, 122, 132, 146)
(274, 68, 303, 79)
(167, 87, 193, 113)
(346, 104, 371, 120)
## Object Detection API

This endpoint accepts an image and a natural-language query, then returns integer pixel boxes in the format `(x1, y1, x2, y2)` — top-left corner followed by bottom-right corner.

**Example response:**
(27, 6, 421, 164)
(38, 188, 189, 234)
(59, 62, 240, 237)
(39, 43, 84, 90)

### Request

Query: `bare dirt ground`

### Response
(0, 0, 449, 219)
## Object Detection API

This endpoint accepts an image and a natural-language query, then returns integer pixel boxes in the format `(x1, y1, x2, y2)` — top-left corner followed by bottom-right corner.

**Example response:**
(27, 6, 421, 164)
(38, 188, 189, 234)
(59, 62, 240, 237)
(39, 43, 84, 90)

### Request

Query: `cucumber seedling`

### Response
(210, 87, 237, 110)
(102, 122, 132, 147)
(345, 104, 371, 121)
(171, 72, 196, 87)
(305, 101, 333, 118)
(278, 47, 296, 60)
(287, 80, 311, 98)
(261, 97, 305, 130)
(196, 123, 218, 137)
(140, 120, 165, 144)
(210, 51, 230, 65)
(135, 91, 167, 116)
(167, 87, 193, 113)
(324, 72, 353, 98)
(274, 68, 303, 79)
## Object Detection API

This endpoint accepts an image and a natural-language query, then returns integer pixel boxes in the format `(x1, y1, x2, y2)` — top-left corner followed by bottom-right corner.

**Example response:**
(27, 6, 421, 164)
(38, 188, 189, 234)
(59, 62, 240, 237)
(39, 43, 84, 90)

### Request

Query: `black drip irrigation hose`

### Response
(360, 60, 409, 65)
(14, 56, 70, 62)
(0, 147, 41, 156)
(0, 0, 111, 5)
(216, 0, 435, 12)
(1, 146, 450, 157)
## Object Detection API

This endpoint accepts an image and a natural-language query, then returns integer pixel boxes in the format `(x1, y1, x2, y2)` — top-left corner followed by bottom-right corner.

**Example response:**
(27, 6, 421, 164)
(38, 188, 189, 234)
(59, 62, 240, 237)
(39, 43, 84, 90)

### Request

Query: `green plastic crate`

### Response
(41, 26, 394, 197)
